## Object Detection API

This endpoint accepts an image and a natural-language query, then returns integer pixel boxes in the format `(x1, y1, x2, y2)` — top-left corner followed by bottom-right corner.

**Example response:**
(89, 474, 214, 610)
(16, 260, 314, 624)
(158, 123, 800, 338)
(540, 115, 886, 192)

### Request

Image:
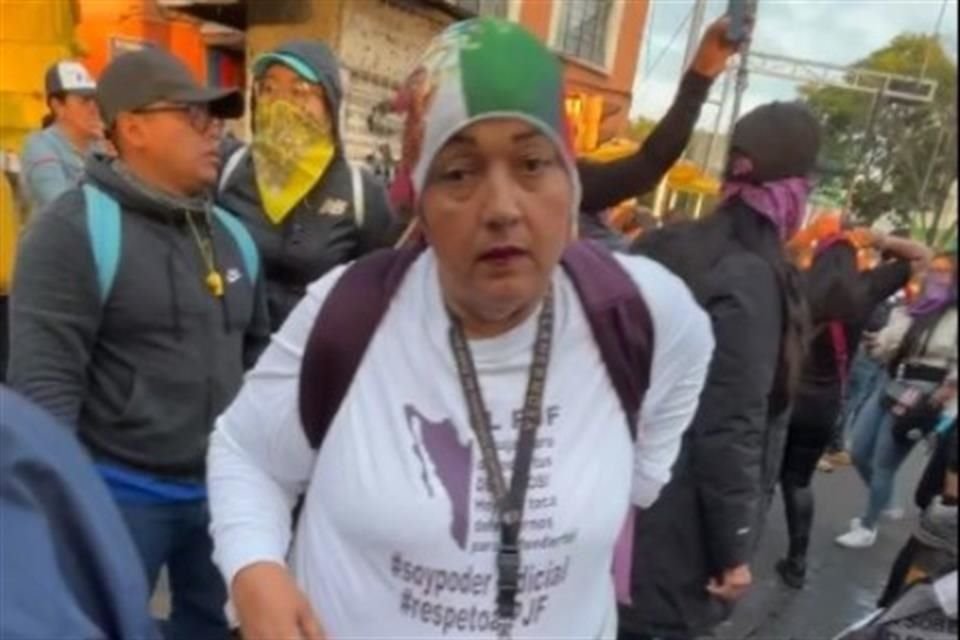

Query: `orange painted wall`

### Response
(75, 0, 206, 81)
(517, 0, 552, 41)
(516, 0, 650, 139)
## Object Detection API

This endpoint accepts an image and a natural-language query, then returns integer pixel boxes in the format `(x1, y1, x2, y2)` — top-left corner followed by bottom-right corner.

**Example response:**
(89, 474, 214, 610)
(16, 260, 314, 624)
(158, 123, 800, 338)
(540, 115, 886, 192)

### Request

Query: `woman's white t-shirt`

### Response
(209, 250, 713, 639)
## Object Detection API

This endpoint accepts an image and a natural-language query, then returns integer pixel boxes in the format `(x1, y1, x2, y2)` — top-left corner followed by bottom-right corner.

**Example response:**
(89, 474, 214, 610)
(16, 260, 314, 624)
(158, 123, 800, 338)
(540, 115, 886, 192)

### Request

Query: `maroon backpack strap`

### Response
(299, 246, 424, 448)
(828, 321, 850, 395)
(561, 241, 655, 439)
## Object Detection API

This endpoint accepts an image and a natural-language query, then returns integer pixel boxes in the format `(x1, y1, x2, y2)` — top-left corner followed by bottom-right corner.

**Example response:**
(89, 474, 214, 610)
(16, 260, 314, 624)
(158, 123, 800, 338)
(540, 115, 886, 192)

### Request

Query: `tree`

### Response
(800, 34, 957, 244)
(626, 116, 657, 144)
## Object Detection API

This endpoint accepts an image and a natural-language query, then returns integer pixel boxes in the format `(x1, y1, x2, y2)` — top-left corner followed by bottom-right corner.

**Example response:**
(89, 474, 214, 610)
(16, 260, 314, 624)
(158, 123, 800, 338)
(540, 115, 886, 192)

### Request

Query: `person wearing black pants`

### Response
(778, 384, 843, 586)
(777, 233, 928, 587)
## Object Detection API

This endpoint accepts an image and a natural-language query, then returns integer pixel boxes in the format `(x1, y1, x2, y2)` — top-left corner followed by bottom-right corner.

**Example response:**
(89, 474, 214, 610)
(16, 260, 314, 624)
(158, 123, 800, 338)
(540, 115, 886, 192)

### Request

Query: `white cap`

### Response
(45, 61, 97, 96)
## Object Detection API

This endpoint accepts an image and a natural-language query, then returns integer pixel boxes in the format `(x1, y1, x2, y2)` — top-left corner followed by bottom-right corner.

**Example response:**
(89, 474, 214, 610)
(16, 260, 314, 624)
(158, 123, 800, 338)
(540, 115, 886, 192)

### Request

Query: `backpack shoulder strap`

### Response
(350, 163, 366, 229)
(82, 183, 122, 303)
(218, 145, 247, 194)
(560, 240, 654, 440)
(828, 321, 850, 393)
(212, 206, 260, 282)
(299, 245, 424, 448)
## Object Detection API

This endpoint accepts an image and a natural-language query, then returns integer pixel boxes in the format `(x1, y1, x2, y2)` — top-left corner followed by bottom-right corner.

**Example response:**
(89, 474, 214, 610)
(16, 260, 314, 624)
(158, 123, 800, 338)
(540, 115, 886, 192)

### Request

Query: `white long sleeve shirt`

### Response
(208, 250, 713, 639)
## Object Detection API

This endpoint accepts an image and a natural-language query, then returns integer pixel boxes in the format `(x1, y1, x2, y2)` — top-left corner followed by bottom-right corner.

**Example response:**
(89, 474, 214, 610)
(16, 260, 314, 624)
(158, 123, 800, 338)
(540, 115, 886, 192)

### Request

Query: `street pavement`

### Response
(717, 448, 926, 640)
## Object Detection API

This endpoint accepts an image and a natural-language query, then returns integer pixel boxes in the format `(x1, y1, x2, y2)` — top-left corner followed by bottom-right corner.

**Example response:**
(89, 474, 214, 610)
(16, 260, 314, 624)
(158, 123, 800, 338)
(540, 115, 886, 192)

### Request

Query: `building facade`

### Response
(136, 0, 651, 161)
(509, 0, 650, 145)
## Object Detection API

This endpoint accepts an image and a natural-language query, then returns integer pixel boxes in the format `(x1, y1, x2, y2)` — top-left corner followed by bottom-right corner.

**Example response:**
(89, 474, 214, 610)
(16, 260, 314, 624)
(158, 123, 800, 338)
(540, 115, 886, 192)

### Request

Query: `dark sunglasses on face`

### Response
(133, 103, 220, 134)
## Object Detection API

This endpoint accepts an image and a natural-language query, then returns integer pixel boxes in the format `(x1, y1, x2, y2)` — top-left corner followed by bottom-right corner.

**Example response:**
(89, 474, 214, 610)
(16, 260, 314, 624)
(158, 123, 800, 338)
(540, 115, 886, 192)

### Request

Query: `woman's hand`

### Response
(232, 562, 326, 640)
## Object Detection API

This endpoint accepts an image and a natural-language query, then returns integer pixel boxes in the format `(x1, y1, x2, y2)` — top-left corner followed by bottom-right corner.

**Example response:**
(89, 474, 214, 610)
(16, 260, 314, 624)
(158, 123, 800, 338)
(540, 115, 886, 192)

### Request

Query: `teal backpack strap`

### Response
(82, 184, 122, 303)
(213, 206, 260, 283)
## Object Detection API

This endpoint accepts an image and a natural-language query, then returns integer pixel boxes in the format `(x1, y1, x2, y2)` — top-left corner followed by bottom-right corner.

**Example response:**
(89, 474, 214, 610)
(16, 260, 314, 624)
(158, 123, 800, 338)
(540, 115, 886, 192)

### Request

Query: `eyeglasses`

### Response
(254, 77, 325, 105)
(133, 103, 220, 134)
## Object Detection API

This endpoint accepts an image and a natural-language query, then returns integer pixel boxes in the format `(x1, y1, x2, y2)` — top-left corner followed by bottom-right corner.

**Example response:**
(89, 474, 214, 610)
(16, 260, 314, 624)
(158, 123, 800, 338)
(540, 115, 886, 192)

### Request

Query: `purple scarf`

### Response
(722, 177, 812, 241)
(909, 279, 956, 317)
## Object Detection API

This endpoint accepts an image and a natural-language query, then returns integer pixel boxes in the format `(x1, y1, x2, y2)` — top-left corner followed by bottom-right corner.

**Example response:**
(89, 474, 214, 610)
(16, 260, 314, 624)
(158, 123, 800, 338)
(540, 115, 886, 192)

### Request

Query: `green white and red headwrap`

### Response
(389, 18, 581, 223)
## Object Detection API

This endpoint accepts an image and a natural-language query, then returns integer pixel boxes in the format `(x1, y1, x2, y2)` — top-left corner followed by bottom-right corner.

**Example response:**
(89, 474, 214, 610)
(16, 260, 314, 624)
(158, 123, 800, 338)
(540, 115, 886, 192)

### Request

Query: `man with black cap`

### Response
(19, 60, 103, 214)
(8, 48, 270, 639)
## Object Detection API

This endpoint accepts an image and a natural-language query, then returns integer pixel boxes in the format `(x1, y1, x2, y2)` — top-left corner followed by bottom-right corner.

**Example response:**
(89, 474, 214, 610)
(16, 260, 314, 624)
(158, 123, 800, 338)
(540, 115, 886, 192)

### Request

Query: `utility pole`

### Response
(728, 38, 752, 135)
(703, 68, 733, 172)
(681, 0, 709, 71)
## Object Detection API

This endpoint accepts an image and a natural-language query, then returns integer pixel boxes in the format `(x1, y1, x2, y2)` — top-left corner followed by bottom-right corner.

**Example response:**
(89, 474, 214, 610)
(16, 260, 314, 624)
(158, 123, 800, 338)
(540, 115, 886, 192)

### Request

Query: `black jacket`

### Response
(579, 71, 713, 213)
(217, 41, 400, 330)
(8, 155, 270, 481)
(620, 201, 791, 637)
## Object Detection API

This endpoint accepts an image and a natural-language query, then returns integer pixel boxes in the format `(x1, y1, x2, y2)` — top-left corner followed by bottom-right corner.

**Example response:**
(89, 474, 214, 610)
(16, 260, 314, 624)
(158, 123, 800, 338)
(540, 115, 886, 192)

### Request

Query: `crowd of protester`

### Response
(0, 13, 955, 640)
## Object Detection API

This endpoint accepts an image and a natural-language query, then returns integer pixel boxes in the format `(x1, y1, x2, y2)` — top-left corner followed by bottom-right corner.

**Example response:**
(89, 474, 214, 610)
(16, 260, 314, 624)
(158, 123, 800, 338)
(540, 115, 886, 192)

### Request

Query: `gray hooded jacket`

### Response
(217, 40, 401, 330)
(8, 154, 271, 481)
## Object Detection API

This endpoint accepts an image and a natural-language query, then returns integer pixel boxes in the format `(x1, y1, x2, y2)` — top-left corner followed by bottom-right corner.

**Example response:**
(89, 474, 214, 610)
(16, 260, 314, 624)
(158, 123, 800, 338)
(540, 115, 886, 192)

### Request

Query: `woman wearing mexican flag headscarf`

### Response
(217, 40, 401, 331)
(208, 18, 714, 640)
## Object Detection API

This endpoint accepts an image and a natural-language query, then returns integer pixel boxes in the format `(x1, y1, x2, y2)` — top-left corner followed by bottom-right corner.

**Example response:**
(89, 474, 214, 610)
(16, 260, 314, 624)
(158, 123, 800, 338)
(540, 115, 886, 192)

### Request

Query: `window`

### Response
(447, 0, 508, 18)
(555, 0, 613, 67)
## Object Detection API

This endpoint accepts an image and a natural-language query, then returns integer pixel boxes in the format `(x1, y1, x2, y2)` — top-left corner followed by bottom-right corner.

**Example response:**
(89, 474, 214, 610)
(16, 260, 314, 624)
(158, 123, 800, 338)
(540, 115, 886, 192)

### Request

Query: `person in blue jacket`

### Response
(18, 60, 104, 215)
(0, 385, 158, 640)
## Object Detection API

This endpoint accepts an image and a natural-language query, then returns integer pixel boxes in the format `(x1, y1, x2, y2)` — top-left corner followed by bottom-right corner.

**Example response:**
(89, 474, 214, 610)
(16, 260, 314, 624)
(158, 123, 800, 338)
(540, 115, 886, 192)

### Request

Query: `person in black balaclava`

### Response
(619, 101, 821, 640)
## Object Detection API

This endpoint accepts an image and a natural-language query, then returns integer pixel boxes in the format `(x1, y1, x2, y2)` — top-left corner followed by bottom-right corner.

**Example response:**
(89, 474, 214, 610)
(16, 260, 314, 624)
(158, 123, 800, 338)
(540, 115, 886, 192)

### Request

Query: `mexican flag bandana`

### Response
(390, 18, 581, 224)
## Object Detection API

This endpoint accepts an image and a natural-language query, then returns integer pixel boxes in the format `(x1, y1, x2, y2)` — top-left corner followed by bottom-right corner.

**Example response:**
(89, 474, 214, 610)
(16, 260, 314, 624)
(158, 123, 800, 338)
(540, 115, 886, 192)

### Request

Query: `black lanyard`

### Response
(448, 289, 554, 630)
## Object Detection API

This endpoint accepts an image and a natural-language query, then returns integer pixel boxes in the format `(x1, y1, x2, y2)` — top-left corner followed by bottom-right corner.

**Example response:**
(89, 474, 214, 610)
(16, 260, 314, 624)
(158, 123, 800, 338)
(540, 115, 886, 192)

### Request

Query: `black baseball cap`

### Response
(45, 61, 97, 97)
(97, 48, 243, 126)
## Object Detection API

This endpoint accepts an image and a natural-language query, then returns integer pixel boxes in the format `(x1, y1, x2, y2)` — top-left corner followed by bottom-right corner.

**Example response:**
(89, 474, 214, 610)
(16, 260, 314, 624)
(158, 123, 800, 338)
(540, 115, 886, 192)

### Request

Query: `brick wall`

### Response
(338, 0, 454, 163)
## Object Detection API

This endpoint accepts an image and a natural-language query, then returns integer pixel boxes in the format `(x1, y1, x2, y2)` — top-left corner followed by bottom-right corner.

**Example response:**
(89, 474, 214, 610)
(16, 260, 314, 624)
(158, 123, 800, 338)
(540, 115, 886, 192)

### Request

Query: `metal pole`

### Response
(703, 68, 733, 172)
(682, 0, 709, 71)
(728, 0, 760, 133)
(728, 43, 752, 134)
(653, 178, 669, 221)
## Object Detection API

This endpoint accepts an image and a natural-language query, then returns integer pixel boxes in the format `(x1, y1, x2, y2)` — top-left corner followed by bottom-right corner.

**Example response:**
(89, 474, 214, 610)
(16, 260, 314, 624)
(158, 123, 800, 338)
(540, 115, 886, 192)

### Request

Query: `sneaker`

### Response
(776, 558, 806, 589)
(882, 507, 905, 521)
(836, 521, 877, 549)
(817, 457, 835, 473)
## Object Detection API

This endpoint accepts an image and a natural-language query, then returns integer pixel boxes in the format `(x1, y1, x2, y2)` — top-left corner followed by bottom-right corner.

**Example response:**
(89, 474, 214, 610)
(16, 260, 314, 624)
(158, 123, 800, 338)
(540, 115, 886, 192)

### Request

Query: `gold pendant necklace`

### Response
(205, 270, 225, 297)
(186, 210, 224, 298)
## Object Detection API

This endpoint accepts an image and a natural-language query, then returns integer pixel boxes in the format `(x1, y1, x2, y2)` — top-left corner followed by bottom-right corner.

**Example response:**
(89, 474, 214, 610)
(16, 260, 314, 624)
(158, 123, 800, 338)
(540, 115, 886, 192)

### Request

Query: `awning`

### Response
(156, 0, 245, 30)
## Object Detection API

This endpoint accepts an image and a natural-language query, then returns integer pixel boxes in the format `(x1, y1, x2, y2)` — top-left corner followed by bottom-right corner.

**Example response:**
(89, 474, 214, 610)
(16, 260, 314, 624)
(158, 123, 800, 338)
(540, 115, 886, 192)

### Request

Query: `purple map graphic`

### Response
(405, 405, 473, 549)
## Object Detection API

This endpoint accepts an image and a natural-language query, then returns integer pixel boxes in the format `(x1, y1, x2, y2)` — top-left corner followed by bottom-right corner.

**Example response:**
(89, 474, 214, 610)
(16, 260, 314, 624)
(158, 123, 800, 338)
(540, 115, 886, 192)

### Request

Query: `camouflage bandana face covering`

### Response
(390, 17, 581, 237)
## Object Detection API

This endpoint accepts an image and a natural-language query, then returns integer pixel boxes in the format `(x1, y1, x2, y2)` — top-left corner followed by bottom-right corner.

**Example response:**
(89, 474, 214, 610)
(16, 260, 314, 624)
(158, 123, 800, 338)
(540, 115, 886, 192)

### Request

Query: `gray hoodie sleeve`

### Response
(19, 131, 74, 214)
(7, 190, 101, 427)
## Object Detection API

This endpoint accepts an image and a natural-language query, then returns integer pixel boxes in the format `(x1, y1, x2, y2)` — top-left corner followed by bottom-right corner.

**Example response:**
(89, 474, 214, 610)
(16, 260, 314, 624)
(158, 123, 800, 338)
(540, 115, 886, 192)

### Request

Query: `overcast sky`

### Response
(630, 0, 959, 131)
